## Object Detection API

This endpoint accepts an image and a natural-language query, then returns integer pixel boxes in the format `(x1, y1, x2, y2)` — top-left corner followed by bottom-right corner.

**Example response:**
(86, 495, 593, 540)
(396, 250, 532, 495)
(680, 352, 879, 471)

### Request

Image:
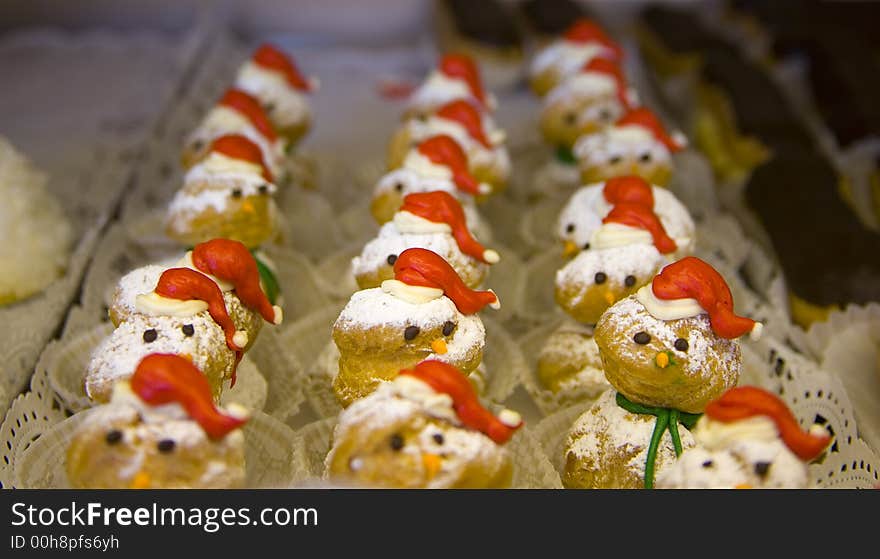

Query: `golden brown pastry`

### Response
(68, 353, 248, 489)
(325, 360, 521, 488)
(332, 248, 499, 407)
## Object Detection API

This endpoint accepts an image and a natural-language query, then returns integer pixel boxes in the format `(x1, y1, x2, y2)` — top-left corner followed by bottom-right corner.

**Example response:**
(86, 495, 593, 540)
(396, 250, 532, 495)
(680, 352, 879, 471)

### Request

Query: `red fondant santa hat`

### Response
(434, 99, 494, 148)
(602, 202, 677, 254)
(416, 135, 491, 195)
(399, 360, 522, 444)
(131, 353, 248, 439)
(209, 134, 274, 183)
(153, 267, 249, 352)
(603, 175, 655, 207)
(616, 108, 687, 152)
(579, 57, 633, 110)
(705, 386, 831, 462)
(191, 238, 282, 325)
(219, 88, 278, 142)
(650, 256, 762, 339)
(438, 53, 489, 109)
(391, 248, 500, 314)
(563, 18, 623, 61)
(398, 191, 499, 264)
(252, 43, 316, 92)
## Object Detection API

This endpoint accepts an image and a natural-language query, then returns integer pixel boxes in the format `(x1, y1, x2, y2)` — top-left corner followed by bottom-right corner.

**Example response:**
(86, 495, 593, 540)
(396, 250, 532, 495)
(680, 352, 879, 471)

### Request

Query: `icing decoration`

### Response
(219, 88, 278, 142)
(563, 18, 623, 60)
(192, 239, 282, 325)
(435, 100, 492, 148)
(209, 134, 274, 182)
(381, 280, 445, 304)
(392, 248, 499, 314)
(705, 386, 831, 461)
(602, 202, 677, 254)
(635, 284, 703, 321)
(252, 251, 280, 305)
(603, 176, 655, 207)
(153, 268, 247, 352)
(555, 145, 577, 165)
(580, 57, 631, 110)
(417, 135, 490, 195)
(399, 191, 499, 264)
(616, 108, 686, 153)
(130, 353, 248, 439)
(252, 43, 314, 91)
(651, 257, 761, 339)
(399, 360, 521, 443)
(438, 53, 487, 107)
(616, 392, 701, 489)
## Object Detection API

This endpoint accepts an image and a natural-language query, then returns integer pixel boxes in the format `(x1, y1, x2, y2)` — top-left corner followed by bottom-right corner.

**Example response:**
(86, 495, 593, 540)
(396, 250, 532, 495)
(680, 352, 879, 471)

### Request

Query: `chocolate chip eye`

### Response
(633, 331, 651, 344)
(639, 152, 653, 163)
(386, 254, 398, 266)
(564, 112, 577, 125)
(624, 275, 637, 287)
(754, 461, 771, 477)
(394, 182, 404, 192)
(143, 329, 158, 343)
(599, 109, 612, 121)
(674, 338, 689, 352)
(594, 272, 607, 284)
(404, 325, 420, 340)
(231, 188, 243, 198)
(565, 223, 575, 234)
(264, 102, 276, 113)
(105, 430, 123, 445)
(181, 324, 195, 337)
(258, 184, 269, 195)
(702, 460, 714, 468)
(157, 439, 176, 453)
(389, 433, 404, 451)
(442, 321, 456, 336)
(433, 433, 445, 445)
(192, 139, 204, 150)
(582, 242, 590, 250)
(609, 155, 622, 165)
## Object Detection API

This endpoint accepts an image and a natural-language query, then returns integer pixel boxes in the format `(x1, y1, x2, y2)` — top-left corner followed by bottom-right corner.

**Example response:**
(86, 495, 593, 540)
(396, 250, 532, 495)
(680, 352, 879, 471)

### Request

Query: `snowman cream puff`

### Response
(404, 53, 496, 120)
(529, 18, 622, 97)
(657, 386, 831, 489)
(182, 88, 287, 183)
(353, 191, 499, 290)
(325, 360, 522, 488)
(574, 107, 687, 187)
(68, 353, 248, 489)
(371, 134, 491, 233)
(555, 202, 683, 325)
(556, 175, 695, 258)
(387, 99, 510, 194)
(233, 43, 318, 146)
(166, 134, 280, 249)
(540, 58, 636, 157)
(536, 322, 609, 398)
(332, 248, 499, 407)
(86, 239, 283, 403)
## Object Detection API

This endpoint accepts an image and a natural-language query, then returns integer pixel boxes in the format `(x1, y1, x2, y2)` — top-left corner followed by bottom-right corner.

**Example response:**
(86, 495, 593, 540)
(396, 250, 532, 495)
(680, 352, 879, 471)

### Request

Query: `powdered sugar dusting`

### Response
(556, 244, 666, 296)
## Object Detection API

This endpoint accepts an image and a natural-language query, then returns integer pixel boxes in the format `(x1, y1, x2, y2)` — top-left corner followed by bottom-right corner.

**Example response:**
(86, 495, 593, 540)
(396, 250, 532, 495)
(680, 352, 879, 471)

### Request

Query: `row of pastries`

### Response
(3, 10, 839, 489)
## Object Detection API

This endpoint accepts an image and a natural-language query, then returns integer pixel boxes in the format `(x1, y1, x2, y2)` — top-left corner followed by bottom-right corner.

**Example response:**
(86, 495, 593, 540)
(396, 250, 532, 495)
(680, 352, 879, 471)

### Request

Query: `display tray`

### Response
(1, 9, 877, 489)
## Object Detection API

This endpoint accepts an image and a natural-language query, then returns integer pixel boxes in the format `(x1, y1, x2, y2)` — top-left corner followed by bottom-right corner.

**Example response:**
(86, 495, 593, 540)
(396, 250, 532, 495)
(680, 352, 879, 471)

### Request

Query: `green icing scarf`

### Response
(554, 145, 577, 165)
(251, 250, 280, 305)
(615, 392, 702, 489)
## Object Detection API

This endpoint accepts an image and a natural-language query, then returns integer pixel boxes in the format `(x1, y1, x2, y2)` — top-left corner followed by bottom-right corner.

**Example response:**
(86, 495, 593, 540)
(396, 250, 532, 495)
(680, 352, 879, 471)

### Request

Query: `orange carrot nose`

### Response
(422, 453, 442, 480)
(130, 472, 151, 489)
(562, 240, 579, 259)
(241, 200, 255, 214)
(655, 351, 670, 368)
(431, 339, 448, 355)
(603, 291, 616, 305)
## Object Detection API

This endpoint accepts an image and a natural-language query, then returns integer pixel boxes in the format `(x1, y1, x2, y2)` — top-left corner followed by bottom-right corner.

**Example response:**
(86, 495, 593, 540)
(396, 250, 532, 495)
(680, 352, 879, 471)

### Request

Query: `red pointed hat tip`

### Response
(209, 134, 274, 183)
(392, 248, 499, 314)
(580, 57, 632, 109)
(399, 191, 495, 264)
(416, 135, 484, 195)
(438, 53, 486, 105)
(651, 256, 759, 339)
(131, 353, 247, 439)
(602, 202, 676, 254)
(218, 88, 277, 142)
(616, 108, 685, 152)
(705, 386, 831, 462)
(399, 360, 521, 444)
(563, 18, 623, 59)
(252, 43, 312, 91)
(603, 175, 654, 207)
(435, 100, 491, 148)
